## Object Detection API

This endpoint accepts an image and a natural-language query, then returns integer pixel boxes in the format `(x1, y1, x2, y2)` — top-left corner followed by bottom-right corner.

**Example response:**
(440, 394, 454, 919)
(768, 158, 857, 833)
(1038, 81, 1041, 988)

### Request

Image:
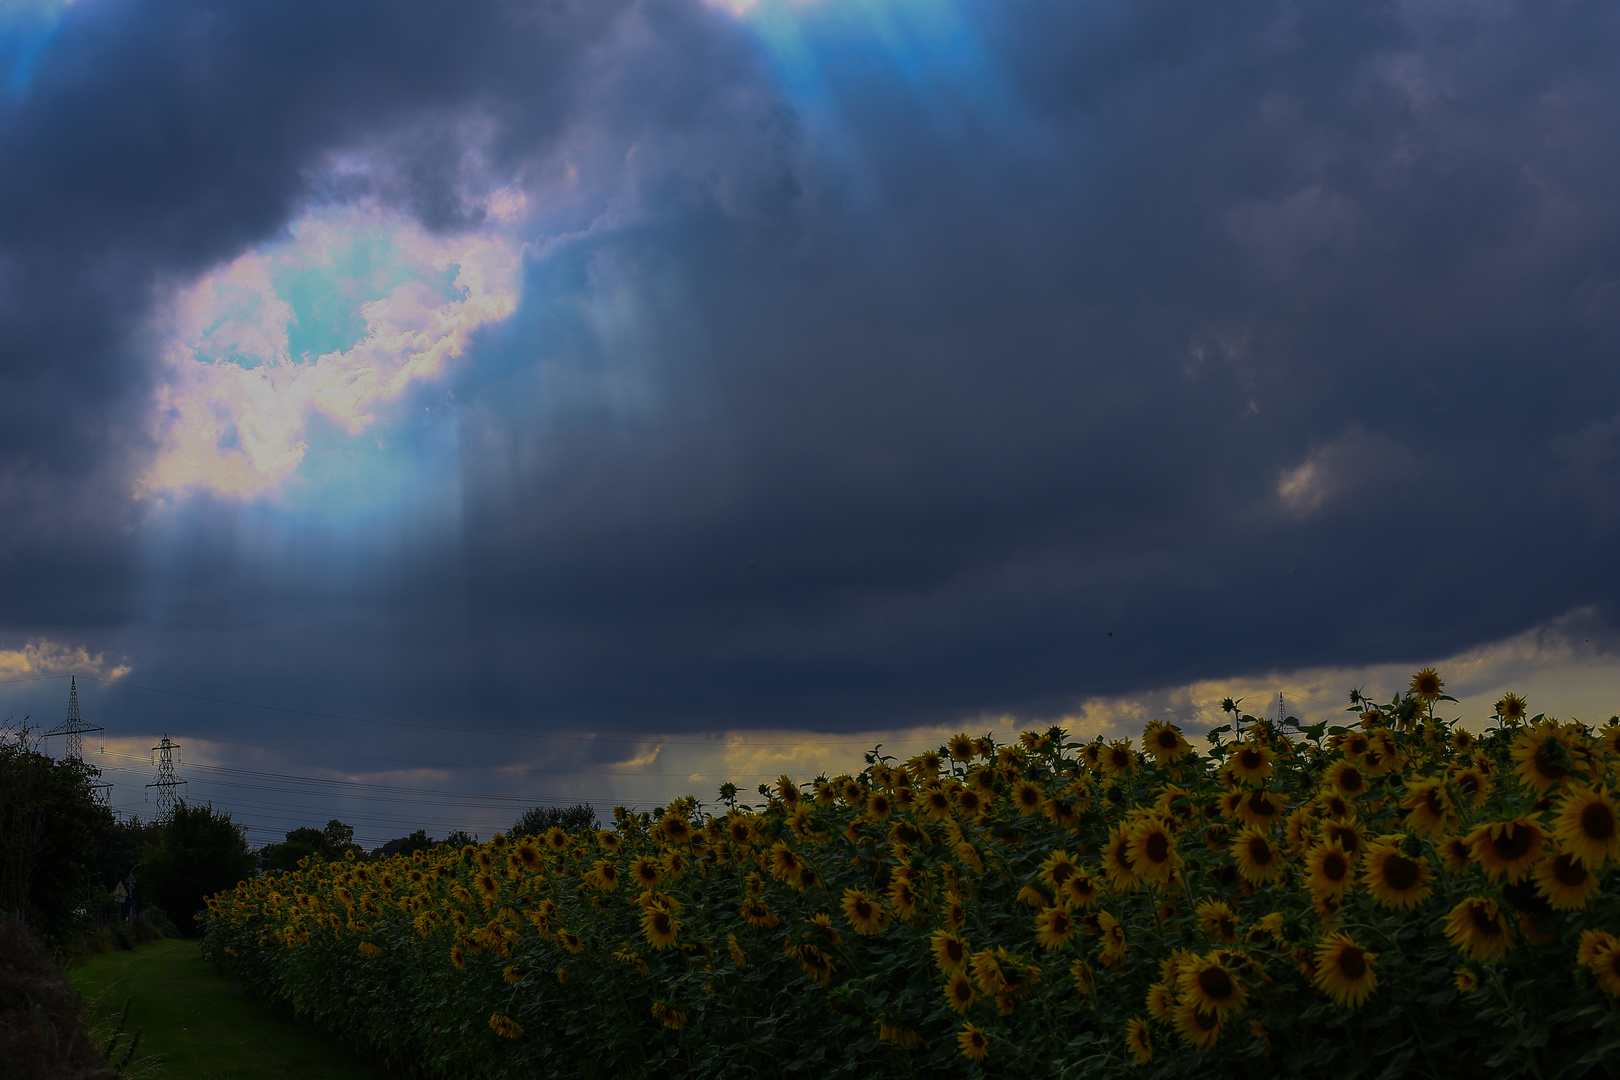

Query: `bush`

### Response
(0, 916, 112, 1080)
(141, 803, 255, 934)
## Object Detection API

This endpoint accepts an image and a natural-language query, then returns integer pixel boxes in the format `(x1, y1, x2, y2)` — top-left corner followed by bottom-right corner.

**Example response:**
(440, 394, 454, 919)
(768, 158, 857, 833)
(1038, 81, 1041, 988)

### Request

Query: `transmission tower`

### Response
(146, 735, 187, 818)
(45, 677, 103, 762)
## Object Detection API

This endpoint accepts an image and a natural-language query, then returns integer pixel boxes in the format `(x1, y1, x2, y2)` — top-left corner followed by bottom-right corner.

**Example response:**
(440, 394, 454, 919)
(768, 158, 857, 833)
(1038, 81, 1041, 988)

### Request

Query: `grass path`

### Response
(70, 940, 395, 1080)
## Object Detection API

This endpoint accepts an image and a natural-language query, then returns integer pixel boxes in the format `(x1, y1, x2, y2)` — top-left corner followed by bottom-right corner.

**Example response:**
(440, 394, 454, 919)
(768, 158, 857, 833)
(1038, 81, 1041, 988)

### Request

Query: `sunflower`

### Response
(1303, 842, 1355, 901)
(1410, 667, 1444, 702)
(1044, 795, 1081, 830)
(1442, 897, 1512, 960)
(1102, 828, 1142, 892)
(1177, 954, 1247, 1018)
(1145, 982, 1177, 1023)
(876, 1022, 927, 1050)
(942, 890, 968, 931)
(1125, 1017, 1154, 1064)
(1143, 720, 1192, 764)
(488, 1013, 524, 1039)
(1400, 779, 1457, 836)
(1072, 957, 1097, 999)
(1096, 911, 1128, 967)
(1448, 765, 1491, 807)
(1010, 781, 1044, 816)
(739, 897, 778, 929)
(1230, 788, 1284, 830)
(1064, 870, 1103, 909)
(628, 857, 662, 888)
(970, 949, 1007, 994)
(1579, 928, 1619, 966)
(1172, 1000, 1223, 1048)
(943, 970, 977, 1012)
(1101, 739, 1137, 778)
(1466, 818, 1546, 882)
(1195, 899, 1239, 943)
(450, 946, 466, 969)
(1227, 742, 1275, 785)
(948, 733, 977, 761)
(1496, 692, 1529, 724)
(637, 906, 680, 950)
(596, 830, 621, 853)
(1313, 933, 1378, 1007)
(475, 873, 501, 900)
(1553, 785, 1620, 868)
(887, 877, 919, 919)
(1511, 725, 1576, 795)
(1323, 760, 1370, 800)
(1127, 819, 1183, 884)
(925, 930, 969, 975)
(840, 888, 886, 935)
(1361, 841, 1434, 910)
(1588, 941, 1620, 996)
(1038, 849, 1079, 892)
(1531, 852, 1599, 910)
(1317, 817, 1366, 861)
(1230, 828, 1284, 886)
(919, 785, 955, 821)
(955, 788, 984, 816)
(1034, 906, 1077, 950)
(956, 1022, 990, 1062)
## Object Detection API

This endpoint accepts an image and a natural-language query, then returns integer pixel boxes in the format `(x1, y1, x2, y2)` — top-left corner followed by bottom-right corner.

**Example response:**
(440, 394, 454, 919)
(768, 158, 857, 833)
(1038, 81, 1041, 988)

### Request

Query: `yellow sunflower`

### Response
(596, 829, 621, 852)
(1323, 760, 1370, 800)
(1466, 818, 1547, 882)
(1511, 725, 1576, 795)
(1448, 765, 1491, 807)
(948, 733, 977, 761)
(943, 971, 977, 1013)
(1064, 869, 1104, 909)
(1495, 692, 1529, 724)
(1578, 928, 1618, 967)
(1531, 852, 1599, 911)
(1101, 828, 1143, 893)
(1410, 667, 1444, 702)
(931, 930, 970, 974)
(1360, 841, 1434, 910)
(1127, 818, 1183, 884)
(1233, 789, 1287, 830)
(1176, 953, 1247, 1018)
(629, 857, 662, 888)
(1072, 957, 1097, 999)
(1039, 849, 1080, 892)
(1438, 834, 1473, 873)
(955, 1022, 989, 1062)
(1400, 779, 1457, 836)
(1195, 899, 1239, 944)
(488, 1013, 524, 1039)
(1312, 933, 1378, 1007)
(1033, 906, 1077, 951)
(650, 1001, 688, 1030)
(1553, 785, 1620, 868)
(970, 949, 1007, 994)
(1096, 911, 1128, 967)
(1172, 1000, 1223, 1048)
(841, 888, 887, 935)
(865, 791, 893, 821)
(1305, 843, 1354, 901)
(1010, 780, 1044, 817)
(792, 943, 834, 985)
(1453, 967, 1479, 994)
(1587, 941, 1620, 996)
(1143, 720, 1193, 764)
(1145, 982, 1177, 1023)
(1227, 742, 1275, 785)
(1442, 897, 1512, 960)
(1230, 827, 1284, 886)
(1100, 739, 1137, 778)
(1125, 1017, 1154, 1064)
(739, 896, 778, 929)
(887, 877, 919, 919)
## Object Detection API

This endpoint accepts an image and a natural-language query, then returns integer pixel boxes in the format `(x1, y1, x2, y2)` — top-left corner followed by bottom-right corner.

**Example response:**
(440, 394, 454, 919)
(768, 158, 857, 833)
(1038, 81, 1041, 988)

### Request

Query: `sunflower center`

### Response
(1197, 967, 1235, 1001)
(1239, 749, 1262, 770)
(1157, 731, 1179, 748)
(1533, 744, 1568, 780)
(854, 899, 872, 918)
(1381, 855, 1420, 891)
(1551, 854, 1588, 887)
(1468, 904, 1502, 935)
(1145, 834, 1170, 862)
(1247, 838, 1274, 865)
(1581, 802, 1616, 841)
(1246, 792, 1278, 818)
(1322, 853, 1348, 881)
(1339, 768, 1365, 793)
(1492, 826, 1534, 861)
(1337, 946, 1366, 979)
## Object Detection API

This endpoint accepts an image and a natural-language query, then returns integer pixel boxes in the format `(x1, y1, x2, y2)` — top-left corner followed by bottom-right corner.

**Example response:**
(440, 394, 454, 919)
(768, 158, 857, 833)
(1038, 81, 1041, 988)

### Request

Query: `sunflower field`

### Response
(201, 673, 1620, 1079)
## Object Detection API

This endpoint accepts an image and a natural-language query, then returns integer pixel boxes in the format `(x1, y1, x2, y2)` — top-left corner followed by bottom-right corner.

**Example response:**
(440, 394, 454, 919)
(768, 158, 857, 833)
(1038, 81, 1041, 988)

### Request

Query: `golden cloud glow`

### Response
(0, 638, 131, 680)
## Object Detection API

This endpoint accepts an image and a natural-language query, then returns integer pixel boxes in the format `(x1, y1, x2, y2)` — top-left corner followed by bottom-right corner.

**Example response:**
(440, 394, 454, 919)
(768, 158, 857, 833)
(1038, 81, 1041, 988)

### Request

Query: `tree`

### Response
(370, 829, 434, 858)
(510, 803, 597, 837)
(0, 736, 111, 940)
(140, 802, 255, 933)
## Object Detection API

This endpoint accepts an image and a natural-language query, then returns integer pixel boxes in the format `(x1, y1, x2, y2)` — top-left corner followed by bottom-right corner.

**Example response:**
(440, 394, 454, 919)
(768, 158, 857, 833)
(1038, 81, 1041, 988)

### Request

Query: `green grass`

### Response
(70, 939, 395, 1080)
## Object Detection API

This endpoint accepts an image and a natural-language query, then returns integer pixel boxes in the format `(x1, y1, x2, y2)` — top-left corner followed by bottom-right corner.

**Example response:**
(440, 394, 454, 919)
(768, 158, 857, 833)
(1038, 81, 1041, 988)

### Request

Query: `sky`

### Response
(2, 0, 1618, 848)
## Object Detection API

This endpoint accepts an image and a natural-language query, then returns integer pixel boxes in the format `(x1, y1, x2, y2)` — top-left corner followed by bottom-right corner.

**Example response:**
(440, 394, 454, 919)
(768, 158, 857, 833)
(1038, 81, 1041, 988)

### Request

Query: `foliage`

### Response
(142, 803, 256, 935)
(267, 820, 361, 872)
(509, 804, 597, 838)
(0, 737, 113, 941)
(0, 916, 114, 1080)
(202, 677, 1620, 1079)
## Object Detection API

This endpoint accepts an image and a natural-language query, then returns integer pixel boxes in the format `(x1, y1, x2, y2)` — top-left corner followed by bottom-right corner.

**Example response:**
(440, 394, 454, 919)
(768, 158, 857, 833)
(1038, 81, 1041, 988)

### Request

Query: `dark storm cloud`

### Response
(4, 0, 1619, 741)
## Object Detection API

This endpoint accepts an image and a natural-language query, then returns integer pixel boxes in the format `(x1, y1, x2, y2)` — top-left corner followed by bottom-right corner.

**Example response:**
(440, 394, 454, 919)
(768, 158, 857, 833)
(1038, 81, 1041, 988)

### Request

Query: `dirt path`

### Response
(70, 940, 394, 1080)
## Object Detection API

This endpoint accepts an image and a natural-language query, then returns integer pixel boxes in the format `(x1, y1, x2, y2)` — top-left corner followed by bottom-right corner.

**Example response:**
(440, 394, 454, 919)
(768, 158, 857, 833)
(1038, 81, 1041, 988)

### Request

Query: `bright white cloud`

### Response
(141, 200, 522, 500)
